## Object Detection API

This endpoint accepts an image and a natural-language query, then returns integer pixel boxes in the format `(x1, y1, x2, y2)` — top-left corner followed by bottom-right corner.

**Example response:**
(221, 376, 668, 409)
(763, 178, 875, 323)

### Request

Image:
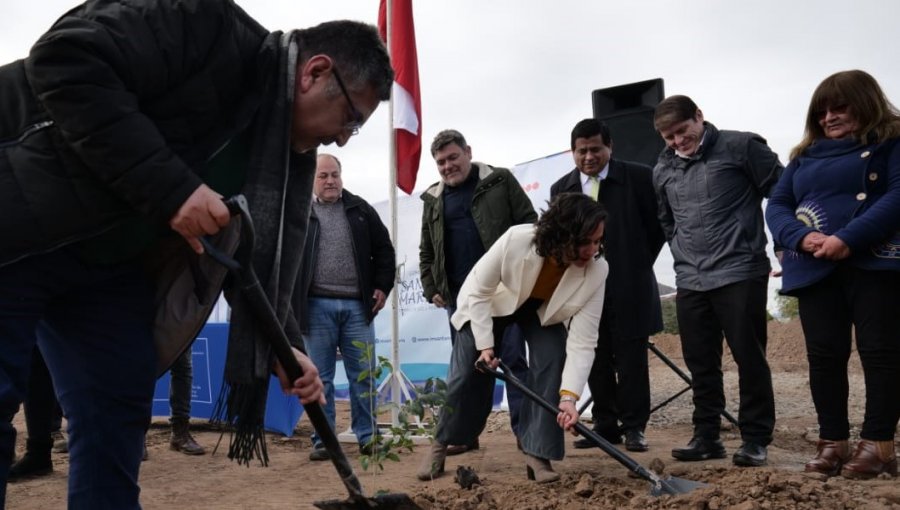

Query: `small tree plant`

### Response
(354, 341, 448, 472)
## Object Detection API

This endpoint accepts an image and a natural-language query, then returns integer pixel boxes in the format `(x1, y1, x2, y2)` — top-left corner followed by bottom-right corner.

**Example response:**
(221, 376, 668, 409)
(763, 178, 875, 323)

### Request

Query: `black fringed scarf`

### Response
(210, 30, 316, 466)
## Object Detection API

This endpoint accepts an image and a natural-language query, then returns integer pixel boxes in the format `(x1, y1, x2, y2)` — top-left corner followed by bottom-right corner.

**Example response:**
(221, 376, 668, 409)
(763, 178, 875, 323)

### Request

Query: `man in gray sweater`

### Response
(295, 154, 396, 461)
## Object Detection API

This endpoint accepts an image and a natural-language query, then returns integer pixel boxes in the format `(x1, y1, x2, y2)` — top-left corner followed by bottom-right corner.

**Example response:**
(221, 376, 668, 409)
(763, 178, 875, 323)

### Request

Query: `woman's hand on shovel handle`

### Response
(475, 348, 499, 371)
(556, 400, 579, 434)
(275, 348, 326, 405)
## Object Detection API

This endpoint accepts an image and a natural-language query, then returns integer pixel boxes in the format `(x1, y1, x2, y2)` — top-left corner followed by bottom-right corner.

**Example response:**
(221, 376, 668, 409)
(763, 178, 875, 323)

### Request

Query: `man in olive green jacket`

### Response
(419, 130, 537, 307)
(418, 129, 537, 454)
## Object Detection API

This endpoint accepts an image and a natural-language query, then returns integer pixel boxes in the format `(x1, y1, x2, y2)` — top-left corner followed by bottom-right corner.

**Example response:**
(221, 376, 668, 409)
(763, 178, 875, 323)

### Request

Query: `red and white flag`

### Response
(378, 0, 421, 195)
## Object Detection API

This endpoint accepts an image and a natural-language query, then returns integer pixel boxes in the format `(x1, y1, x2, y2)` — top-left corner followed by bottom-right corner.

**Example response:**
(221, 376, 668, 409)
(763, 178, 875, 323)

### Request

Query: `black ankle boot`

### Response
(170, 417, 206, 455)
(9, 436, 53, 482)
(9, 452, 52, 481)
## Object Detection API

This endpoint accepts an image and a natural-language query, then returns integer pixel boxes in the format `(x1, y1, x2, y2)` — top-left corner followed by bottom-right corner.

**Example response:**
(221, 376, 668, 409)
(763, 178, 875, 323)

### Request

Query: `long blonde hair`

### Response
(791, 70, 900, 160)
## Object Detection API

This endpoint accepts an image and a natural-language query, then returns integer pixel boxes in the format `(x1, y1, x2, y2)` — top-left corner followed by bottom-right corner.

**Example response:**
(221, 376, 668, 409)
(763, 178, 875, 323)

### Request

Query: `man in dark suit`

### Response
(550, 118, 665, 452)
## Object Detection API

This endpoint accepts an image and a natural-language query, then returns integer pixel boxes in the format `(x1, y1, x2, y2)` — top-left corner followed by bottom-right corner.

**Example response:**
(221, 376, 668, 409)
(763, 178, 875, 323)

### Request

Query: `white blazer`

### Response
(451, 224, 608, 395)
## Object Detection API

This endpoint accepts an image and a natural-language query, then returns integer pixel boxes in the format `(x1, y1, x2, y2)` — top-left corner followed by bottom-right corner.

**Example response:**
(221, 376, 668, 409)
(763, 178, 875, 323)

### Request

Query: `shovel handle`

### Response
(201, 195, 373, 506)
(479, 360, 668, 489)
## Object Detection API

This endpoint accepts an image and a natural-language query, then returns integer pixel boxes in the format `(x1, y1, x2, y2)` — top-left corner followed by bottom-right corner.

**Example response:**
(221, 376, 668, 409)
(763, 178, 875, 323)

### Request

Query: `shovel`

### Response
(477, 359, 707, 497)
(201, 195, 420, 510)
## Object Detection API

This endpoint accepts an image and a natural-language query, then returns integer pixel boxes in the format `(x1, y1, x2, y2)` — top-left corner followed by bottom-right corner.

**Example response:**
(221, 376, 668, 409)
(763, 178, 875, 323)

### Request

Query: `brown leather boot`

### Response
(841, 439, 897, 479)
(170, 417, 206, 455)
(416, 441, 448, 481)
(523, 452, 560, 483)
(804, 439, 850, 476)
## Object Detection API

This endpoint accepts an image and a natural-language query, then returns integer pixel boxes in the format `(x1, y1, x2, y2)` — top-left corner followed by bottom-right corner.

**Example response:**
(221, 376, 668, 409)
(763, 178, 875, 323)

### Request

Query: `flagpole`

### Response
(373, 0, 422, 440)
(386, 0, 403, 428)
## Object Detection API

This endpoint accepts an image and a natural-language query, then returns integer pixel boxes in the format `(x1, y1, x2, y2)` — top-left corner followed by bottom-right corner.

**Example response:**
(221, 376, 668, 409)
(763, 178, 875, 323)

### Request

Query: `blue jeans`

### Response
(0, 249, 156, 510)
(305, 297, 377, 447)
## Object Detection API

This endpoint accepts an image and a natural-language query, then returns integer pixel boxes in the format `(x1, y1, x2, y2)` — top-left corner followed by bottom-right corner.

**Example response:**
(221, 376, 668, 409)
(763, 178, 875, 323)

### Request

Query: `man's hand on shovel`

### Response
(274, 347, 326, 405)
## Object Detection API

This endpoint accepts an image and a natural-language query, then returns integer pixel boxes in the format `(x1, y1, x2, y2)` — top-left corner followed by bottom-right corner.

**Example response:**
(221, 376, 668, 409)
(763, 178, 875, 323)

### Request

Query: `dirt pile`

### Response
(411, 467, 900, 510)
(7, 318, 897, 509)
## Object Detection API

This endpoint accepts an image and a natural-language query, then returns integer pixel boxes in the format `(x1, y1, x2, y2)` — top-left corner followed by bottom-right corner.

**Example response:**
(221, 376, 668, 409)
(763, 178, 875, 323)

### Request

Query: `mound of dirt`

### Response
(412, 468, 900, 510)
(6, 319, 894, 510)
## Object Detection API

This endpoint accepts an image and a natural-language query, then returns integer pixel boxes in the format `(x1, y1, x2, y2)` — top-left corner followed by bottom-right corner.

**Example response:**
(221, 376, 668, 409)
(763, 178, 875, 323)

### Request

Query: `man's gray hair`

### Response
(430, 129, 467, 156)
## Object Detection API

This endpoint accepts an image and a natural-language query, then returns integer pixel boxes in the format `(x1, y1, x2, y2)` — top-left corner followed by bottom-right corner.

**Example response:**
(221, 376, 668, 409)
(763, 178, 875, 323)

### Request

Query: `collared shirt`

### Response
(580, 163, 610, 195)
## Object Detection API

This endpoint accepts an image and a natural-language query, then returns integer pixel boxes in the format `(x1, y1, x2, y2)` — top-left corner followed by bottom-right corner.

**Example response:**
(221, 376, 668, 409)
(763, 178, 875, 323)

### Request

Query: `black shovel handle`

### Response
(478, 359, 679, 495)
(200, 196, 373, 507)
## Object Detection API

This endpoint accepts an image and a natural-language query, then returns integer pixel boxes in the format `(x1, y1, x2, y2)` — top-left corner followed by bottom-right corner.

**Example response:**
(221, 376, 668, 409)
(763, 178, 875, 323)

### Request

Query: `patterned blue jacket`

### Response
(766, 137, 900, 294)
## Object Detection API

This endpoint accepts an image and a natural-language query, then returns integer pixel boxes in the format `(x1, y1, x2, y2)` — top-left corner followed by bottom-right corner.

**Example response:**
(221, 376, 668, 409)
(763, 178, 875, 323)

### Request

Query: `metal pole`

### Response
(386, 0, 402, 428)
(648, 342, 739, 427)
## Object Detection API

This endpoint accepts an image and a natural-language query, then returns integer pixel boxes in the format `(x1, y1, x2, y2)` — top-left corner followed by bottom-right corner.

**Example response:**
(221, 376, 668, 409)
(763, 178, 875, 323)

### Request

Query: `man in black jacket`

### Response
(295, 154, 395, 462)
(0, 0, 393, 507)
(550, 119, 665, 452)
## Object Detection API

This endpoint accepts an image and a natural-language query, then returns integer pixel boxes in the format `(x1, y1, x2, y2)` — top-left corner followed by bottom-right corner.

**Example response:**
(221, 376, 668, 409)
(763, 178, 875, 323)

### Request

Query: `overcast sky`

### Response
(3, 0, 899, 206)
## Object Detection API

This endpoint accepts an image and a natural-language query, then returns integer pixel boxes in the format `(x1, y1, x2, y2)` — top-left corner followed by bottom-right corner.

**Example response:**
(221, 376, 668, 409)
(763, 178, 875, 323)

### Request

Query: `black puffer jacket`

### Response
(0, 0, 272, 267)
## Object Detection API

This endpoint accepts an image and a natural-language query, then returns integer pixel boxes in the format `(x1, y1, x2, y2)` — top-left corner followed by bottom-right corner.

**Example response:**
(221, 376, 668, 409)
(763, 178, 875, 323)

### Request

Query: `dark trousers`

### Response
(22, 346, 64, 454)
(587, 317, 650, 435)
(0, 249, 157, 510)
(437, 299, 569, 460)
(168, 347, 194, 421)
(676, 276, 775, 445)
(445, 306, 528, 436)
(795, 266, 900, 441)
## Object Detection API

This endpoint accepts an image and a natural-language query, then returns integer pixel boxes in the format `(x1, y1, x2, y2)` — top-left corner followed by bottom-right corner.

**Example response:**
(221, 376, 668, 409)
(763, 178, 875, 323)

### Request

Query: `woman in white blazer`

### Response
(416, 193, 609, 483)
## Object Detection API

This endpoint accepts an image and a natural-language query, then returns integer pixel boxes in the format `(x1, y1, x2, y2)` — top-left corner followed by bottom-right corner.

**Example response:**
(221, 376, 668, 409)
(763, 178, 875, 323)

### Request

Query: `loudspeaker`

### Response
(592, 78, 665, 168)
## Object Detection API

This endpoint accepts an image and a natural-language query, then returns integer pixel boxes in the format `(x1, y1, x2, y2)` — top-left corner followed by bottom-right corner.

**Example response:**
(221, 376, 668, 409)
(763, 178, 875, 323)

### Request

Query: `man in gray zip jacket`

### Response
(652, 95, 782, 468)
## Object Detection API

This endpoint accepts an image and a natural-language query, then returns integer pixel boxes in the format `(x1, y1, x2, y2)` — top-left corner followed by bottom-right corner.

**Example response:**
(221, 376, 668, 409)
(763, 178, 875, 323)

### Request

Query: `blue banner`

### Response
(152, 323, 304, 436)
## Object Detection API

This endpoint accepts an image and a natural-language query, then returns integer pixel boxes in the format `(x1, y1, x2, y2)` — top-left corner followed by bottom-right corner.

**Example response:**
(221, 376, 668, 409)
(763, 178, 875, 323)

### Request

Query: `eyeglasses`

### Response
(815, 103, 849, 121)
(332, 68, 364, 136)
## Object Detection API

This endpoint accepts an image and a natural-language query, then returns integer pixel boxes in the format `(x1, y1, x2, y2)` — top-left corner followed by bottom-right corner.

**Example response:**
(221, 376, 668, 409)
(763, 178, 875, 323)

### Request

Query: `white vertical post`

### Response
(385, 0, 402, 428)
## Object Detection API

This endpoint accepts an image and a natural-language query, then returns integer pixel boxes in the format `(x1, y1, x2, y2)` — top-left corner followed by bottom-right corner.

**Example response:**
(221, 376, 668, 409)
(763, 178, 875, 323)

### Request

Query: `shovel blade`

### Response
(649, 475, 709, 497)
(314, 493, 422, 510)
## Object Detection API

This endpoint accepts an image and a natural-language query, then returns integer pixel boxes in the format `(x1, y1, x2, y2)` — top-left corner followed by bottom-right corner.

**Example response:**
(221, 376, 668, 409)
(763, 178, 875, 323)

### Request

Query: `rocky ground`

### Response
(7, 319, 899, 509)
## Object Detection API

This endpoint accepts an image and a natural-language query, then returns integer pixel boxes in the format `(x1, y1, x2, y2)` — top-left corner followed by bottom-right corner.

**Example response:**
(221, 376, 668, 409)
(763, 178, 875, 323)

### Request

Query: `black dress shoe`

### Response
(573, 431, 622, 449)
(671, 437, 727, 461)
(733, 442, 767, 467)
(624, 429, 649, 452)
(8, 453, 52, 481)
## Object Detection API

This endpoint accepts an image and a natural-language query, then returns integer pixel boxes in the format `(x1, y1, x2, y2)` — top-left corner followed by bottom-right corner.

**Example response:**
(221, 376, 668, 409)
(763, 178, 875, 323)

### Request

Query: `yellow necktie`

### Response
(588, 176, 600, 201)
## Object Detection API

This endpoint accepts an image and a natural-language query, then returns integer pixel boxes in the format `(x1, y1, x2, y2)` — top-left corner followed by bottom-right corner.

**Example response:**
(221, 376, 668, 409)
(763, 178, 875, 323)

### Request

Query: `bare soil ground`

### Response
(8, 319, 900, 509)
